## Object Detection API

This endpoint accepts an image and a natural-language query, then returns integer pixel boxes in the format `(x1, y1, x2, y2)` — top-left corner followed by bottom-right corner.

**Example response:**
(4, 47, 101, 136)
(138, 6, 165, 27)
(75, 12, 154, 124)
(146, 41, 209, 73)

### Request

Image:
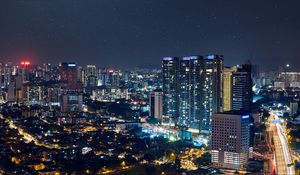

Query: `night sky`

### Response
(0, 0, 300, 70)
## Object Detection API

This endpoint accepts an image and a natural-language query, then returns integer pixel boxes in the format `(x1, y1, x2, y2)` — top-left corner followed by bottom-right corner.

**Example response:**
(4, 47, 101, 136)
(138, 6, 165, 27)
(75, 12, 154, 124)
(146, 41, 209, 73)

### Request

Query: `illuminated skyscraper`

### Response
(149, 90, 163, 122)
(59, 62, 81, 87)
(23, 83, 45, 106)
(223, 66, 237, 111)
(162, 57, 179, 124)
(162, 55, 223, 131)
(86, 65, 97, 77)
(200, 55, 223, 131)
(178, 56, 203, 128)
(232, 64, 252, 111)
(86, 65, 97, 89)
(59, 62, 83, 112)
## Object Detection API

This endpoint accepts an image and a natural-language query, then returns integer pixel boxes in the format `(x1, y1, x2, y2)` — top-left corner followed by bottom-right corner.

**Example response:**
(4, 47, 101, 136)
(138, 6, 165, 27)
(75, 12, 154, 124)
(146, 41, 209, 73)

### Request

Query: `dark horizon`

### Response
(0, 0, 300, 70)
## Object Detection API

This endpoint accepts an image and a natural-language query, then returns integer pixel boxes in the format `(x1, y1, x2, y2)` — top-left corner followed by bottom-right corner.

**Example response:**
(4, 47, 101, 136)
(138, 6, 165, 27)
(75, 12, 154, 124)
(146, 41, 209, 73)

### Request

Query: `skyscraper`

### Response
(232, 64, 252, 111)
(162, 55, 223, 131)
(149, 90, 163, 122)
(211, 111, 251, 169)
(59, 62, 81, 87)
(86, 65, 97, 89)
(200, 55, 223, 131)
(59, 62, 83, 112)
(162, 57, 179, 124)
(178, 56, 202, 128)
(223, 66, 237, 111)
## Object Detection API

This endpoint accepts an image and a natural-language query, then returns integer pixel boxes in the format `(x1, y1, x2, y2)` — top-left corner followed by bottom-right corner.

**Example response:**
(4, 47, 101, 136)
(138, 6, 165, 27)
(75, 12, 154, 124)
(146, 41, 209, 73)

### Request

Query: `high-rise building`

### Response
(178, 56, 202, 128)
(86, 65, 97, 78)
(59, 62, 83, 112)
(200, 55, 223, 131)
(162, 57, 180, 124)
(162, 55, 223, 131)
(23, 83, 45, 106)
(59, 62, 81, 88)
(223, 66, 237, 111)
(149, 90, 163, 122)
(86, 65, 97, 89)
(61, 93, 83, 113)
(211, 111, 251, 169)
(290, 101, 299, 116)
(3, 63, 12, 88)
(47, 85, 61, 108)
(232, 64, 252, 111)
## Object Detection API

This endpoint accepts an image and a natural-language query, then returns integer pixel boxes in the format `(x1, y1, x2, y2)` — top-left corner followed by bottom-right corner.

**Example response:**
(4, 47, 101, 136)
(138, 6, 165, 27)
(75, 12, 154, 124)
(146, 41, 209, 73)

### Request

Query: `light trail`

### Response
(270, 111, 294, 175)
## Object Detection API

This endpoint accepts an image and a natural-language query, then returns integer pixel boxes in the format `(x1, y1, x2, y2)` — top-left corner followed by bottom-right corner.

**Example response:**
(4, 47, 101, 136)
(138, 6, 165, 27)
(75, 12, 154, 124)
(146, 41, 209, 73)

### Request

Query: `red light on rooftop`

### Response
(21, 60, 31, 66)
(108, 69, 114, 73)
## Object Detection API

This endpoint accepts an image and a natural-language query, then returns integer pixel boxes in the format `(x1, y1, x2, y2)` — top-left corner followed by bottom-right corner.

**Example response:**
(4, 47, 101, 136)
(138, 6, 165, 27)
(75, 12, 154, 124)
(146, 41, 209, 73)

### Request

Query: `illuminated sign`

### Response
(206, 55, 215, 59)
(182, 56, 198, 60)
(163, 57, 173, 61)
(242, 115, 250, 119)
(67, 63, 76, 67)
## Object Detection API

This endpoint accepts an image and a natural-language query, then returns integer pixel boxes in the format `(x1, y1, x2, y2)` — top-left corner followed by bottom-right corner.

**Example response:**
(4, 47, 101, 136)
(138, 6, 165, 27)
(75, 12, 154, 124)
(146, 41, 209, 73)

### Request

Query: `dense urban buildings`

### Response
(0, 56, 299, 174)
(1, 1, 299, 174)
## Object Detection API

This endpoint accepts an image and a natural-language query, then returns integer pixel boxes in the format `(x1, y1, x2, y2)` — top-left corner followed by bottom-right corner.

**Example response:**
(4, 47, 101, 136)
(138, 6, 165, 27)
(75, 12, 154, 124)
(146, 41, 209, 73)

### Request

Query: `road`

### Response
(269, 111, 294, 175)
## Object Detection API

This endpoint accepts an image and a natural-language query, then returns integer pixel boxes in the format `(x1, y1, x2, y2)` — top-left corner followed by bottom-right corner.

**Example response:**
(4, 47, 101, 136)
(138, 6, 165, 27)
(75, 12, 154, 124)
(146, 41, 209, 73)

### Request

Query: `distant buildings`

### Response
(211, 111, 251, 169)
(23, 83, 45, 106)
(91, 86, 129, 102)
(59, 62, 83, 113)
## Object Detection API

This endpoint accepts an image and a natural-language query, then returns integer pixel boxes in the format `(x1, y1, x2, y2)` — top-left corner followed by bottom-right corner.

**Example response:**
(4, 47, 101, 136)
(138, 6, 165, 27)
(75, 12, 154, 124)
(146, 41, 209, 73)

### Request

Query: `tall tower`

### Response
(59, 62, 83, 113)
(200, 55, 223, 131)
(178, 56, 203, 128)
(149, 90, 163, 122)
(232, 64, 252, 112)
(59, 62, 80, 87)
(223, 66, 237, 111)
(162, 57, 180, 124)
(86, 65, 97, 88)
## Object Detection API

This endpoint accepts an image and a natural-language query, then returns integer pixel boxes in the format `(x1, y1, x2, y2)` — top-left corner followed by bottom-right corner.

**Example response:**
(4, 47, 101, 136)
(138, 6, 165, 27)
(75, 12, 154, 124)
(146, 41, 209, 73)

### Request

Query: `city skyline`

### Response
(1, 1, 300, 174)
(0, 0, 300, 70)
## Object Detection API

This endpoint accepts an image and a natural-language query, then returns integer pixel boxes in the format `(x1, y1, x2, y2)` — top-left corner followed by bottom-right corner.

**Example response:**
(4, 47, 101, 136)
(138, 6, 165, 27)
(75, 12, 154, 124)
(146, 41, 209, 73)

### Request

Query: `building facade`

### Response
(162, 55, 223, 131)
(232, 65, 252, 111)
(149, 90, 163, 122)
(162, 57, 180, 124)
(211, 111, 251, 169)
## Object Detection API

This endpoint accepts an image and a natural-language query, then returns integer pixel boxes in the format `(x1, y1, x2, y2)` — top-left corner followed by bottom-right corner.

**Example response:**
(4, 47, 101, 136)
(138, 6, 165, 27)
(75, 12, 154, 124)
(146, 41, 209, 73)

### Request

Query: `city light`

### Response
(0, 1, 298, 174)
(21, 61, 31, 66)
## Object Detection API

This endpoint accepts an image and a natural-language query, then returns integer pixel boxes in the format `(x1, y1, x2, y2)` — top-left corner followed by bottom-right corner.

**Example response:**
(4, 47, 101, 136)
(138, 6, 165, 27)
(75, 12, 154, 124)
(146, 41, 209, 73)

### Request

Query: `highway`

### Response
(269, 111, 294, 175)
